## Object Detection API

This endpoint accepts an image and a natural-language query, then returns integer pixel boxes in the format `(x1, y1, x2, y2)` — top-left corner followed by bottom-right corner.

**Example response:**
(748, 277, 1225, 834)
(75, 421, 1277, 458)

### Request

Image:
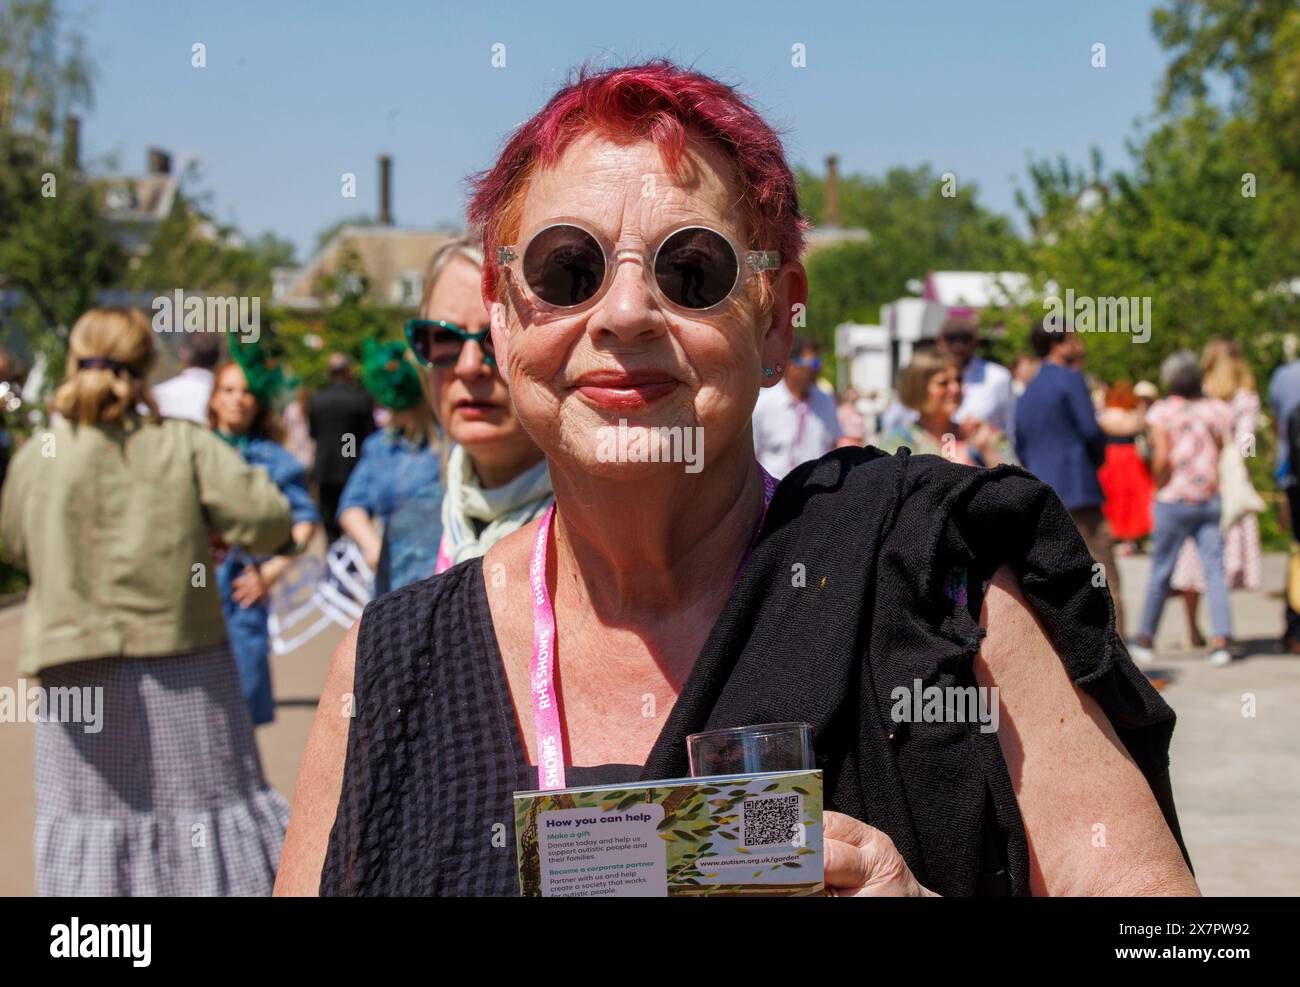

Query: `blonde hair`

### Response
(897, 349, 958, 413)
(51, 307, 159, 425)
(419, 236, 485, 316)
(1201, 337, 1255, 400)
(417, 237, 485, 467)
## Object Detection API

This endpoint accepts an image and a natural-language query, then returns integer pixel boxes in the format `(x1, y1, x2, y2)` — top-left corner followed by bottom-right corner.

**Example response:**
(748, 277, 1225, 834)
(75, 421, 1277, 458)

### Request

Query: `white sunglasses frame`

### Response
(497, 217, 780, 318)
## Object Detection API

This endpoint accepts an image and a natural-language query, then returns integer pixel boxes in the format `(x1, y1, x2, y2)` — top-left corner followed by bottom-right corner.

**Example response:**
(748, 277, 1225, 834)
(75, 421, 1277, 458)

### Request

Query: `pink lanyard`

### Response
(528, 463, 779, 790)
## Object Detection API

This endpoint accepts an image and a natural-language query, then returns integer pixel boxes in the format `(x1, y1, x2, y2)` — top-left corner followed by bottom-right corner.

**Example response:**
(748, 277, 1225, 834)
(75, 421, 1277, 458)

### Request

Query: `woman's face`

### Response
(489, 131, 802, 479)
(925, 366, 963, 420)
(211, 364, 257, 435)
(424, 256, 534, 457)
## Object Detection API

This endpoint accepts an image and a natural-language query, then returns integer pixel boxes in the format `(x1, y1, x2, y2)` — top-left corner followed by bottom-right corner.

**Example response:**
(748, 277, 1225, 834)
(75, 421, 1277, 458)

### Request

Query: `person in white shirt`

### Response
(937, 316, 1016, 447)
(752, 337, 842, 478)
(154, 335, 219, 423)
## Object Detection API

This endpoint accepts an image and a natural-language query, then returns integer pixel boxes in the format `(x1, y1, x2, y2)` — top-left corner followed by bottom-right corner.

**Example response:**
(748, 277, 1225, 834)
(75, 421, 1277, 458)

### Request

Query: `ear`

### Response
(489, 301, 511, 382)
(760, 261, 808, 386)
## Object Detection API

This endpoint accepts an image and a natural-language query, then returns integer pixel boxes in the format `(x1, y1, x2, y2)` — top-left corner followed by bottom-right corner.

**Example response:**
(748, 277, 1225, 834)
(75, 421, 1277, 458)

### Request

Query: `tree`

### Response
(125, 180, 298, 300)
(795, 164, 1022, 350)
(0, 129, 125, 366)
(0, 0, 124, 381)
(0, 0, 92, 135)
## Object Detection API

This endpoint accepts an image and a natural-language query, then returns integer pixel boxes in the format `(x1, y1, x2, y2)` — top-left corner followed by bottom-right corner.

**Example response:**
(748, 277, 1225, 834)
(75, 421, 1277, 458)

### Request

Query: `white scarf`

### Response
(439, 442, 553, 567)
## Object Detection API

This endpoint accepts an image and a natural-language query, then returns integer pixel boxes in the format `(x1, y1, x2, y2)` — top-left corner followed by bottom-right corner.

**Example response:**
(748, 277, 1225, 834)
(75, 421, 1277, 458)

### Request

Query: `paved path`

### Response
(1, 554, 1297, 896)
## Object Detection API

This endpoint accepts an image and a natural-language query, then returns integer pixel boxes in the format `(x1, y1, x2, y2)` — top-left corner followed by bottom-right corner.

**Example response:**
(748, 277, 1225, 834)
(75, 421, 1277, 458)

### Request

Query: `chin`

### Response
(452, 421, 515, 448)
(555, 414, 711, 480)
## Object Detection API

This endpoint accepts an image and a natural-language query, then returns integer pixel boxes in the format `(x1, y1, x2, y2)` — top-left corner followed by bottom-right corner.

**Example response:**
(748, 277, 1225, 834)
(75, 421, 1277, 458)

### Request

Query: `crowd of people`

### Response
(1, 58, 1259, 898)
(833, 319, 1276, 672)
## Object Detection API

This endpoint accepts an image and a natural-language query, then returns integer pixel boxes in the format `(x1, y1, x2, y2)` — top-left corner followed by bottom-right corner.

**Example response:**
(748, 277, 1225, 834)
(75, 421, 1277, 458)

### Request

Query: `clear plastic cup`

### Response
(685, 722, 815, 777)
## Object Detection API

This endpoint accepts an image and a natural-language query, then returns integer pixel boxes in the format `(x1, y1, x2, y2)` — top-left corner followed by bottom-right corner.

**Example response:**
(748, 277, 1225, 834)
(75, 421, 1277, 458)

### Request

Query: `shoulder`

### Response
(355, 430, 389, 456)
(1146, 398, 1173, 424)
(359, 557, 482, 653)
(1205, 398, 1234, 426)
(811, 386, 838, 412)
(273, 441, 313, 478)
(753, 385, 782, 411)
(978, 358, 1012, 384)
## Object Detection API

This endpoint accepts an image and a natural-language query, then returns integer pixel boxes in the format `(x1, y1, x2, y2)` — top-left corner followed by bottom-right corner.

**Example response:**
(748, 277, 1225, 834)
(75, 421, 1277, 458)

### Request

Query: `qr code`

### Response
(741, 793, 802, 847)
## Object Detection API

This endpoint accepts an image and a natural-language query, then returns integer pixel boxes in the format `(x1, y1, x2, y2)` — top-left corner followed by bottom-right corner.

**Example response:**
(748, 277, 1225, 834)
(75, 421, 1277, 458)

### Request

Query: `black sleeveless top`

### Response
(321, 448, 1188, 896)
(321, 558, 642, 895)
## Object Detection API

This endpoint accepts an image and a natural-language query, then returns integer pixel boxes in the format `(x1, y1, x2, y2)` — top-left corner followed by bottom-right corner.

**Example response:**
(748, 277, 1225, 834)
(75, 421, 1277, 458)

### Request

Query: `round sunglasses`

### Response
(497, 218, 780, 316)
(404, 319, 497, 369)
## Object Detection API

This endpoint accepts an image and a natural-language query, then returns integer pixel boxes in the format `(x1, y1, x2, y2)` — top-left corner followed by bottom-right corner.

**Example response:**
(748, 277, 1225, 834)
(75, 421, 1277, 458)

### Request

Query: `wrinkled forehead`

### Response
(514, 129, 750, 247)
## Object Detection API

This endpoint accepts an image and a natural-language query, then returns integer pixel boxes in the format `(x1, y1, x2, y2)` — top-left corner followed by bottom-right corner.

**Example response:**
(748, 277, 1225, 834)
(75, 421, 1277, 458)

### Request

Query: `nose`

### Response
(584, 252, 668, 344)
(453, 329, 494, 378)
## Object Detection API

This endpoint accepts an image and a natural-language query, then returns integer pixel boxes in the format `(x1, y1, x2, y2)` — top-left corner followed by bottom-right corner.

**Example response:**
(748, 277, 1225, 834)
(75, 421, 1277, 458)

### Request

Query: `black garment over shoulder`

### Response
(321, 447, 1190, 897)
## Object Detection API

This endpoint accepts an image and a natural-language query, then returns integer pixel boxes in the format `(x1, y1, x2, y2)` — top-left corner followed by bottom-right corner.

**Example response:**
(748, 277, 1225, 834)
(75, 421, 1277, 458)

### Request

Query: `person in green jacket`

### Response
(0, 307, 296, 896)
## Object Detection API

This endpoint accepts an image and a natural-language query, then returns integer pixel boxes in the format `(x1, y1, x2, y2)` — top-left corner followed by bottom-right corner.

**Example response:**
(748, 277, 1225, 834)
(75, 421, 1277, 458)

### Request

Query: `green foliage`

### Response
(0, 0, 92, 135)
(124, 177, 297, 298)
(796, 164, 1022, 353)
(0, 130, 126, 366)
(275, 301, 408, 393)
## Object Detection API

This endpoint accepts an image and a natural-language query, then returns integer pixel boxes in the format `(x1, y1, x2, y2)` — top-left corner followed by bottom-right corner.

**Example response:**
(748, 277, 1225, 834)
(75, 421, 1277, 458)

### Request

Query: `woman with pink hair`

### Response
(279, 60, 1197, 898)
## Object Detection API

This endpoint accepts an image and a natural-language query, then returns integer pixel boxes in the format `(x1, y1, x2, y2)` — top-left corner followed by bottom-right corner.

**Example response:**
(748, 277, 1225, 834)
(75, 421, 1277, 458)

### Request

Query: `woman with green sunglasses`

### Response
(405, 237, 550, 573)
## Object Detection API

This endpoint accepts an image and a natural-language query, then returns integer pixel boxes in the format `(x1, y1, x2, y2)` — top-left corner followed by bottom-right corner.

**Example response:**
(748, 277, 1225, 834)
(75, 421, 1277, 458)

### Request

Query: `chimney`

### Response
(379, 154, 393, 226)
(63, 115, 80, 171)
(147, 147, 172, 175)
(825, 154, 840, 228)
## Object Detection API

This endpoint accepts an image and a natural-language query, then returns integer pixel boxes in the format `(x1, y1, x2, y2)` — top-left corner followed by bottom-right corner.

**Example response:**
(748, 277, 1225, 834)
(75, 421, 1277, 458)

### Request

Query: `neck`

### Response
(784, 376, 810, 401)
(919, 410, 953, 437)
(548, 435, 765, 618)
(471, 444, 545, 490)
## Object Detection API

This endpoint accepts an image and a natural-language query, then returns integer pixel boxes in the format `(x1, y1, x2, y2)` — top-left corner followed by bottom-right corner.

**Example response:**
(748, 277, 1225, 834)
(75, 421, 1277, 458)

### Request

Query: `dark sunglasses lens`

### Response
(654, 228, 738, 310)
(425, 327, 495, 367)
(429, 329, 465, 367)
(523, 225, 605, 307)
(407, 323, 433, 364)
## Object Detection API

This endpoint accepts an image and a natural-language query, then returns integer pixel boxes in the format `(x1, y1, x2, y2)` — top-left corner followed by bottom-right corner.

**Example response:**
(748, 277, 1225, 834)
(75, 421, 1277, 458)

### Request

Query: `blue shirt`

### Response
(337, 428, 441, 525)
(243, 436, 320, 526)
(1269, 360, 1300, 487)
(216, 435, 321, 726)
(1014, 362, 1105, 511)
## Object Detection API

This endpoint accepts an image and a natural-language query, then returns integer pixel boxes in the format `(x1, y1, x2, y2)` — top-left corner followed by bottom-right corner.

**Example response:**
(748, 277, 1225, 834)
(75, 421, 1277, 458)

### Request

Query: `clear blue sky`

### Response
(67, 0, 1172, 262)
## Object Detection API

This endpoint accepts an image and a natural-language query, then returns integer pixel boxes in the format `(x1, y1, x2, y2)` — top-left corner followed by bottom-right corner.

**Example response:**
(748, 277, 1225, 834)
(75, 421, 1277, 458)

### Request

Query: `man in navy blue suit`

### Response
(1015, 319, 1125, 638)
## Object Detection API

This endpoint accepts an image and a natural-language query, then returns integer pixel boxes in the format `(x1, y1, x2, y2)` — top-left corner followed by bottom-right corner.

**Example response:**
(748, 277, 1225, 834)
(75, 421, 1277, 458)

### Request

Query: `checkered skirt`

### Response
(33, 644, 290, 896)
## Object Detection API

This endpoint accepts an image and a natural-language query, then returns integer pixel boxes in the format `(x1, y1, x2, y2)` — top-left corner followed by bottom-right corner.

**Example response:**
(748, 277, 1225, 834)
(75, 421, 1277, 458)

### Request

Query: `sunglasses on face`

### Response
(791, 356, 822, 371)
(941, 331, 975, 345)
(404, 319, 497, 369)
(496, 219, 781, 315)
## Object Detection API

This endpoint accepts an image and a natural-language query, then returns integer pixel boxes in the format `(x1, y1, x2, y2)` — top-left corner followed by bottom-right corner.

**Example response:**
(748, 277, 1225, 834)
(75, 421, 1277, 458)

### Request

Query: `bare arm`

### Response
(974, 566, 1199, 896)
(274, 619, 359, 896)
(338, 506, 382, 570)
(1149, 423, 1171, 489)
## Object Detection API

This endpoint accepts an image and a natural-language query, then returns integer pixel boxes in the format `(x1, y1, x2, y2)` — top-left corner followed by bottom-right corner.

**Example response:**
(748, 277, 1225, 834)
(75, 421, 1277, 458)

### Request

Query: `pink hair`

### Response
(466, 59, 809, 304)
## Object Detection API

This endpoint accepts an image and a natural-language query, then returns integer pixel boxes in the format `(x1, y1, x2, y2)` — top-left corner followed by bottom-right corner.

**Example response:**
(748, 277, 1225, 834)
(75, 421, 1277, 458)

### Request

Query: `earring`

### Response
(764, 367, 774, 378)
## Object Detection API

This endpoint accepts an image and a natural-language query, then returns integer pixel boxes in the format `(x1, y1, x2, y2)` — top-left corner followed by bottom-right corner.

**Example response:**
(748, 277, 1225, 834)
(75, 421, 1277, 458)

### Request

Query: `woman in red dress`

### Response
(1099, 381, 1155, 548)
